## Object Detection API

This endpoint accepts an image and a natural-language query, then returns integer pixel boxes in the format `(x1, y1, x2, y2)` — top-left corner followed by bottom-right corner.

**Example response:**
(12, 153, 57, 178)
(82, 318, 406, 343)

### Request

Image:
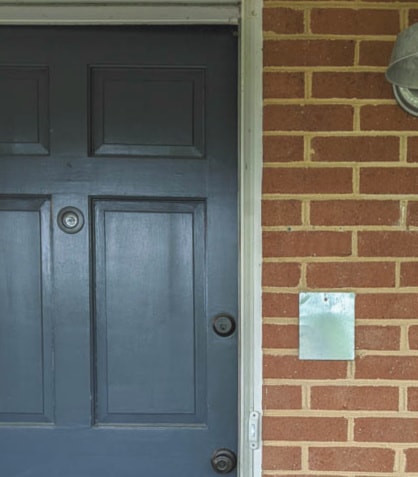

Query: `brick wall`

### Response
(262, 2, 418, 475)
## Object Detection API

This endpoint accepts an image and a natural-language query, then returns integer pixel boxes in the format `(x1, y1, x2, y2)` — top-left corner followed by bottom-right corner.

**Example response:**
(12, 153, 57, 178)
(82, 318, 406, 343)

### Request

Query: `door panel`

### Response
(90, 67, 205, 157)
(0, 198, 53, 422)
(0, 67, 49, 155)
(94, 199, 206, 424)
(0, 26, 237, 476)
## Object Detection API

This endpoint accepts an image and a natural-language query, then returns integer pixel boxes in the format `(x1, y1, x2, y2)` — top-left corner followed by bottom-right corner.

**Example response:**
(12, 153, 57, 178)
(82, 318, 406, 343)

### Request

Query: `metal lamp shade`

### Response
(386, 23, 418, 116)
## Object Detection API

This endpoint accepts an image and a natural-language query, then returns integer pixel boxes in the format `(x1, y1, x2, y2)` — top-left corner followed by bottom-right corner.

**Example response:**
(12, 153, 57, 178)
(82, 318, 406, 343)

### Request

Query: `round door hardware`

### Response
(213, 314, 236, 337)
(57, 207, 84, 234)
(211, 449, 237, 474)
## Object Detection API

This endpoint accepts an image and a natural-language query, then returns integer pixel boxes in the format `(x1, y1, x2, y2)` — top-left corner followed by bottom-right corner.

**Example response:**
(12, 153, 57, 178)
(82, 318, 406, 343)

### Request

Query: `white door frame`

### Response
(0, 2, 263, 476)
(237, 2, 263, 477)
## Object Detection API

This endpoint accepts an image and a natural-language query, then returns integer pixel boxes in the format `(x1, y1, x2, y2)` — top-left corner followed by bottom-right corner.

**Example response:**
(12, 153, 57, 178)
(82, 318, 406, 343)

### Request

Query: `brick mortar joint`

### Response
(263, 439, 418, 448)
(264, 99, 395, 105)
(263, 164, 418, 169)
(263, 33, 397, 40)
(264, 351, 418, 360)
(263, 131, 418, 136)
(263, 223, 407, 228)
(264, 66, 388, 72)
(264, 1, 418, 8)
(263, 409, 418, 417)
(262, 163, 418, 168)
(264, 380, 418, 388)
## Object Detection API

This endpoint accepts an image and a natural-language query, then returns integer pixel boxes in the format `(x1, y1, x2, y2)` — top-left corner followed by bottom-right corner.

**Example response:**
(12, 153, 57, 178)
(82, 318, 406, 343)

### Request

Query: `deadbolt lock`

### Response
(57, 207, 84, 234)
(211, 449, 237, 474)
(213, 314, 236, 337)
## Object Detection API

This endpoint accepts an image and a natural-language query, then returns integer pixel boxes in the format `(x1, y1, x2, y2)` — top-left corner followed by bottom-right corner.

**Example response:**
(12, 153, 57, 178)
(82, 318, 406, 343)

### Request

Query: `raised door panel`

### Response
(90, 67, 205, 158)
(0, 198, 53, 422)
(93, 199, 206, 424)
(0, 67, 49, 155)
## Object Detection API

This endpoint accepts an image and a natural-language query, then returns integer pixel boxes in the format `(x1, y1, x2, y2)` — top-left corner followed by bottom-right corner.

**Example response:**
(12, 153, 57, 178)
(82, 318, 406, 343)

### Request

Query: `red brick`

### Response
(358, 231, 418, 257)
(311, 9, 399, 35)
(400, 262, 418, 287)
(263, 385, 302, 410)
(361, 167, 418, 194)
(264, 72, 304, 99)
(361, 105, 418, 131)
(310, 200, 400, 226)
(312, 72, 392, 99)
(263, 262, 301, 287)
(263, 7, 304, 34)
(264, 416, 347, 441)
(306, 262, 395, 288)
(355, 356, 418, 380)
(408, 325, 418, 350)
(264, 105, 354, 132)
(263, 472, 346, 477)
(407, 388, 418, 411)
(262, 200, 302, 226)
(309, 447, 395, 472)
(263, 446, 301, 471)
(263, 472, 342, 477)
(263, 167, 353, 194)
(263, 231, 352, 258)
(264, 40, 355, 67)
(359, 41, 394, 67)
(356, 325, 400, 351)
(355, 417, 418, 442)
(311, 136, 400, 162)
(264, 355, 347, 379)
(407, 201, 418, 226)
(405, 448, 418, 472)
(263, 136, 304, 163)
(310, 386, 398, 411)
(408, 137, 418, 162)
(263, 292, 298, 318)
(356, 293, 418, 319)
(265, 0, 354, 1)
(263, 324, 298, 349)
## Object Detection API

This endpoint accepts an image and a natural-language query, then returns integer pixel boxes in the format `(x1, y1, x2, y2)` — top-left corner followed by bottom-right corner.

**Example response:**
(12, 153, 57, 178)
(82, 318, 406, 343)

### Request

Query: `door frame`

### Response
(0, 2, 263, 476)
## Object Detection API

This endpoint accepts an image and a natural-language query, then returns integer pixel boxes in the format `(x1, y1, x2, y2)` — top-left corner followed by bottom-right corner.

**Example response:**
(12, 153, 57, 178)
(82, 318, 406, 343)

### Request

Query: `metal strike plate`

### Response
(248, 411, 260, 450)
(299, 292, 355, 360)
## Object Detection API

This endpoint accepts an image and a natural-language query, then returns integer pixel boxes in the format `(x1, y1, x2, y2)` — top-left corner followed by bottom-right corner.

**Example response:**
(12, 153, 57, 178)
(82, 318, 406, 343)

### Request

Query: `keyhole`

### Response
(62, 212, 79, 229)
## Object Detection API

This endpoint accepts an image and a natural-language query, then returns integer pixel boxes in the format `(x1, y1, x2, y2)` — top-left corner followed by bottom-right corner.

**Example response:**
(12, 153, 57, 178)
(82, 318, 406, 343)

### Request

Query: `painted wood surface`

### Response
(0, 26, 238, 477)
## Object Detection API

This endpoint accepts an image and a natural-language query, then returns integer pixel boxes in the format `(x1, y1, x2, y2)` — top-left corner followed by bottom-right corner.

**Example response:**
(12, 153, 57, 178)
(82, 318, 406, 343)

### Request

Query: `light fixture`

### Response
(386, 23, 418, 117)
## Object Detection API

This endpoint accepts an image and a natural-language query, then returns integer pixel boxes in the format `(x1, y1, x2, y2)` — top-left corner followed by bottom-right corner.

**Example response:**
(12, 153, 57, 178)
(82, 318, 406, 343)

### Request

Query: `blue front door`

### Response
(0, 26, 238, 476)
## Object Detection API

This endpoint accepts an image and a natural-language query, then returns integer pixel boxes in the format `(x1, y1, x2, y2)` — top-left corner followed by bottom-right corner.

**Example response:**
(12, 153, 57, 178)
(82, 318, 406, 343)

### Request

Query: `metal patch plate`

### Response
(299, 292, 355, 360)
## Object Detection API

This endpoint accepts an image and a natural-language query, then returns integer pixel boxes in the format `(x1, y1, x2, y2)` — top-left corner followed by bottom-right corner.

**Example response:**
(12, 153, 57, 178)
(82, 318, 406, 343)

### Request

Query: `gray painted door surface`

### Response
(0, 27, 237, 476)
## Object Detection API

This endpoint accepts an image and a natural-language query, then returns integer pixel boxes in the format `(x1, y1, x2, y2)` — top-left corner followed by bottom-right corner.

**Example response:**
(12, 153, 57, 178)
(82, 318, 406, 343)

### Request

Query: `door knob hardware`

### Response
(57, 206, 84, 234)
(211, 448, 237, 474)
(213, 314, 236, 337)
